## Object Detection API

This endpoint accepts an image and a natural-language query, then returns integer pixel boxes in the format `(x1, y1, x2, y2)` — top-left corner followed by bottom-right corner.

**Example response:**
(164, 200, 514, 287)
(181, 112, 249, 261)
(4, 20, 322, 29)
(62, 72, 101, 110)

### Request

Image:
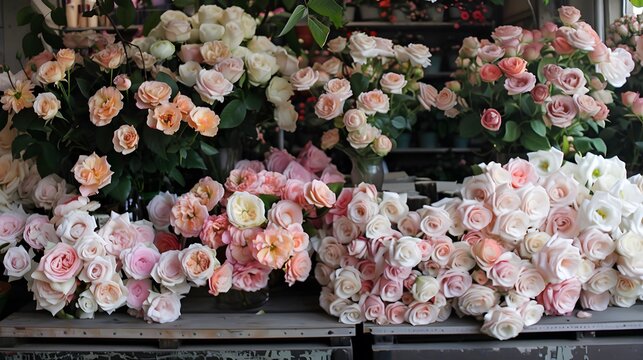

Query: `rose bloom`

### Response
(347, 124, 380, 149)
(3, 245, 32, 279)
(195, 69, 234, 105)
(146, 192, 176, 229)
(471, 237, 504, 270)
(555, 68, 588, 95)
(55, 48, 75, 70)
(208, 262, 233, 296)
(498, 57, 527, 77)
(304, 180, 337, 208)
(226, 191, 266, 229)
(268, 200, 303, 229)
(324, 78, 353, 101)
(154, 231, 181, 253)
(120, 244, 161, 280)
(321, 129, 339, 150)
(200, 40, 231, 65)
(457, 284, 500, 316)
(290, 67, 319, 91)
(284, 251, 311, 286)
(179, 243, 218, 286)
(38, 242, 81, 282)
(544, 205, 579, 238)
(146, 103, 182, 135)
(88, 86, 123, 127)
(170, 193, 209, 238)
(56, 209, 96, 245)
(438, 268, 473, 298)
(37, 61, 65, 84)
(72, 153, 113, 197)
(558, 6, 581, 25)
(125, 278, 151, 311)
(504, 72, 536, 95)
(90, 43, 125, 70)
(113, 74, 131, 91)
(544, 95, 577, 128)
(135, 81, 171, 109)
(357, 90, 390, 115)
(480, 108, 502, 131)
(417, 82, 438, 110)
(380, 72, 407, 94)
(531, 84, 550, 104)
(479, 64, 503, 83)
(537, 278, 581, 315)
(533, 235, 582, 283)
(481, 306, 524, 341)
(488, 252, 522, 288)
(576, 227, 615, 262)
(112, 125, 139, 155)
(187, 106, 220, 137)
(343, 109, 367, 132)
(458, 200, 493, 231)
(478, 43, 505, 63)
(419, 206, 452, 237)
(190, 176, 224, 212)
(144, 291, 182, 323)
(33, 92, 61, 121)
(232, 261, 271, 292)
(515, 264, 546, 298)
(434, 88, 457, 111)
(314, 93, 344, 120)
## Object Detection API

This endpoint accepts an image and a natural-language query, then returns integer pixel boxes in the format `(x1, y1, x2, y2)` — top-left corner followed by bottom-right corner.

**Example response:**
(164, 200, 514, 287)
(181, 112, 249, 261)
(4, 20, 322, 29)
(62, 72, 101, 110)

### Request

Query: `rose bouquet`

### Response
(291, 32, 432, 186)
(318, 148, 643, 340)
(425, 6, 634, 156)
(1, 4, 304, 205)
(606, 13, 643, 88)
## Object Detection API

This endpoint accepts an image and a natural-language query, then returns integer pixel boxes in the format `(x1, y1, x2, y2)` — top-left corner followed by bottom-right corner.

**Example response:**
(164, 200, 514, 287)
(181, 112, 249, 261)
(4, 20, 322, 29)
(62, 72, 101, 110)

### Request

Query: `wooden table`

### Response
(365, 305, 643, 360)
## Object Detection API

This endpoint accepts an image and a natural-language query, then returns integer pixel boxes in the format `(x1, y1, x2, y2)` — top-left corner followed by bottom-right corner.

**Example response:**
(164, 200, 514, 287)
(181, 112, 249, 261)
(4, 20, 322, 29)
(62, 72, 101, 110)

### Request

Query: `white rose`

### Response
(578, 191, 622, 233)
(290, 67, 319, 91)
(240, 13, 256, 39)
(519, 300, 544, 327)
(577, 258, 596, 283)
(320, 57, 343, 77)
(488, 183, 521, 216)
(583, 267, 618, 294)
(405, 43, 432, 67)
(347, 192, 379, 225)
(380, 72, 407, 94)
(329, 297, 351, 316)
(226, 191, 266, 229)
(365, 214, 393, 240)
(245, 52, 278, 86)
(611, 274, 641, 298)
(388, 236, 422, 268)
(480, 306, 524, 340)
(332, 217, 360, 245)
(266, 76, 294, 104)
(519, 231, 550, 259)
(144, 291, 182, 323)
(461, 174, 495, 202)
(397, 211, 421, 237)
(91, 276, 128, 314)
(197, 5, 223, 24)
(615, 231, 643, 258)
(348, 32, 378, 64)
(274, 48, 300, 77)
(199, 23, 225, 42)
(247, 36, 277, 54)
(378, 192, 409, 224)
(419, 206, 452, 237)
(318, 236, 347, 267)
(457, 284, 500, 316)
(32, 174, 67, 210)
(541, 171, 579, 206)
(179, 243, 219, 286)
(222, 21, 244, 50)
(78, 255, 117, 283)
(611, 294, 637, 307)
(56, 210, 97, 246)
(74, 233, 107, 261)
(274, 101, 298, 133)
(76, 289, 98, 319)
(151, 250, 190, 294)
(487, 252, 522, 288)
(624, 206, 643, 236)
(448, 242, 476, 271)
(176, 62, 201, 87)
(518, 184, 550, 227)
(432, 197, 465, 236)
(347, 124, 380, 149)
(327, 36, 347, 53)
(405, 302, 440, 325)
(491, 211, 530, 246)
(617, 255, 643, 280)
(609, 179, 643, 217)
(596, 47, 634, 87)
(629, 174, 643, 193)
(515, 263, 546, 298)
(163, 19, 191, 43)
(333, 266, 362, 299)
(527, 148, 564, 176)
(339, 303, 365, 324)
(149, 40, 175, 60)
(3, 245, 32, 280)
(504, 290, 530, 309)
(532, 235, 582, 283)
(576, 227, 615, 262)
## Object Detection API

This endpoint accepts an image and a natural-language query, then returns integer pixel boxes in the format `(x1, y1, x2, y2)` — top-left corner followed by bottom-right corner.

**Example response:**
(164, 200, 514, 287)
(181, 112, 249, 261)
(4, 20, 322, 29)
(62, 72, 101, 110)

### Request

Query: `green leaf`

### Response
(143, 11, 162, 36)
(307, 16, 330, 48)
(219, 99, 247, 129)
(502, 121, 521, 142)
(350, 73, 369, 96)
(76, 78, 94, 98)
(184, 151, 208, 170)
(530, 120, 547, 137)
(259, 194, 280, 209)
(30, 14, 45, 34)
(391, 116, 406, 129)
(11, 134, 33, 158)
(168, 167, 185, 186)
(11, 110, 39, 132)
(155, 72, 179, 98)
(244, 91, 264, 111)
(200, 142, 218, 156)
(590, 137, 607, 154)
(573, 136, 592, 154)
(16, 6, 34, 26)
(22, 32, 44, 58)
(630, 0, 643, 6)
(586, 119, 599, 133)
(51, 7, 66, 26)
(328, 182, 344, 196)
(143, 126, 172, 160)
(115, 0, 136, 28)
(107, 177, 132, 203)
(308, 0, 344, 28)
(35, 142, 60, 177)
(520, 127, 551, 151)
(278, 5, 307, 37)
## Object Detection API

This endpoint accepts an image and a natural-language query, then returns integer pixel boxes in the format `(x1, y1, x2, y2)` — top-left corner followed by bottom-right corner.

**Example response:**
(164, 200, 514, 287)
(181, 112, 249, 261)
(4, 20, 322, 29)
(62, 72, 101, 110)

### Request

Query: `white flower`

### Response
(226, 191, 266, 229)
(338, 303, 365, 324)
(481, 306, 524, 340)
(518, 184, 550, 228)
(76, 289, 98, 319)
(411, 275, 439, 302)
(3, 245, 32, 280)
(583, 267, 618, 294)
(532, 235, 582, 283)
(78, 255, 117, 283)
(266, 76, 294, 105)
(623, 206, 643, 236)
(56, 210, 97, 246)
(149, 40, 175, 60)
(578, 191, 622, 233)
(519, 231, 550, 259)
(364, 214, 393, 240)
(178, 61, 202, 87)
(528, 148, 564, 176)
(90, 276, 128, 314)
(491, 210, 530, 246)
(245, 52, 278, 86)
(332, 266, 362, 299)
(595, 47, 634, 87)
(609, 180, 643, 217)
(378, 192, 409, 224)
(388, 236, 422, 268)
(144, 291, 182, 323)
(519, 300, 544, 327)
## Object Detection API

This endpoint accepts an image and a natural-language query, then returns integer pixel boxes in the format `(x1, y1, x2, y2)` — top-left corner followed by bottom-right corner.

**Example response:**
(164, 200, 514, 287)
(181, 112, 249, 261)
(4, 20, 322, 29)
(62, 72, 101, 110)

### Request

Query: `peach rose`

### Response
(88, 86, 123, 127)
(190, 177, 223, 212)
(37, 61, 65, 85)
(552, 36, 574, 55)
(173, 93, 195, 121)
(498, 57, 527, 77)
(170, 193, 209, 238)
(112, 125, 139, 155)
(146, 103, 182, 135)
(268, 200, 303, 229)
(38, 242, 82, 282)
(435, 88, 457, 111)
(195, 69, 234, 105)
(347, 124, 380, 149)
(372, 135, 393, 156)
(72, 153, 113, 197)
(91, 278, 128, 314)
(324, 78, 353, 102)
(380, 72, 407, 94)
(91, 43, 125, 70)
(343, 109, 367, 132)
(315, 93, 344, 120)
(178, 44, 204, 63)
(284, 251, 311, 286)
(214, 57, 245, 83)
(290, 67, 319, 91)
(199, 40, 230, 66)
(304, 180, 336, 208)
(56, 49, 75, 70)
(471, 237, 504, 270)
(33, 92, 61, 121)
(252, 225, 294, 269)
(480, 108, 502, 131)
(321, 128, 340, 150)
(418, 83, 438, 110)
(135, 81, 172, 109)
(479, 64, 503, 83)
(357, 90, 390, 115)
(180, 243, 219, 286)
(187, 106, 220, 137)
(113, 74, 131, 91)
(537, 278, 581, 315)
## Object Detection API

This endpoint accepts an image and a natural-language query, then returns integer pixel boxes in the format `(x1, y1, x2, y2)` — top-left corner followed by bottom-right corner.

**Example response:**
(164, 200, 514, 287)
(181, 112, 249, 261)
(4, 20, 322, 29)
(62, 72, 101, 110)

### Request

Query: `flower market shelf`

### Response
(389, 148, 481, 154)
(366, 306, 643, 360)
(0, 291, 354, 360)
(344, 21, 493, 29)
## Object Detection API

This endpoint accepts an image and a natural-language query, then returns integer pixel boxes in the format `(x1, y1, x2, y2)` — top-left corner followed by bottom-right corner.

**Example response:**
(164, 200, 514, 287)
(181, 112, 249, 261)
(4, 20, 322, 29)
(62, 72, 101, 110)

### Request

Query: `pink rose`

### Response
(38, 242, 81, 282)
(154, 231, 181, 253)
(144, 292, 182, 323)
(471, 238, 504, 270)
(417, 83, 438, 110)
(589, 43, 610, 63)
(170, 193, 209, 238)
(542, 171, 578, 206)
(563, 27, 596, 51)
(438, 268, 472, 298)
(575, 227, 615, 262)
(480, 108, 502, 131)
(434, 88, 457, 111)
(284, 251, 311, 286)
(357, 90, 390, 115)
(98, 213, 138, 257)
(398, 211, 421, 237)
(458, 200, 493, 231)
(265, 148, 295, 173)
(478, 44, 505, 62)
(580, 290, 610, 311)
(419, 207, 452, 237)
(515, 265, 546, 298)
(146, 192, 176, 229)
(405, 302, 439, 326)
(552, 36, 574, 55)
(190, 177, 224, 211)
(544, 206, 579, 238)
(23, 214, 56, 250)
(541, 21, 558, 39)
(314, 93, 344, 120)
(385, 302, 408, 325)
(492, 25, 523, 47)
(281, 179, 307, 207)
(121, 244, 161, 280)
(113, 74, 131, 91)
(298, 141, 332, 173)
(304, 180, 336, 208)
(199, 215, 229, 250)
(283, 161, 315, 182)
(531, 84, 550, 104)
(3, 245, 32, 279)
(621, 91, 640, 107)
(195, 69, 234, 105)
(522, 42, 544, 61)
(380, 72, 407, 94)
(373, 278, 404, 302)
(504, 72, 536, 95)
(488, 251, 522, 288)
(225, 169, 260, 193)
(320, 165, 345, 184)
(232, 261, 271, 292)
(558, 6, 581, 25)
(268, 200, 303, 229)
(479, 64, 503, 83)
(537, 278, 581, 315)
(461, 230, 485, 246)
(498, 57, 527, 77)
(178, 44, 204, 63)
(208, 262, 233, 296)
(290, 67, 319, 91)
(555, 68, 588, 95)
(545, 95, 577, 128)
(543, 64, 563, 83)
(214, 57, 245, 83)
(126, 278, 151, 310)
(533, 235, 581, 283)
(503, 158, 537, 189)
(359, 294, 385, 322)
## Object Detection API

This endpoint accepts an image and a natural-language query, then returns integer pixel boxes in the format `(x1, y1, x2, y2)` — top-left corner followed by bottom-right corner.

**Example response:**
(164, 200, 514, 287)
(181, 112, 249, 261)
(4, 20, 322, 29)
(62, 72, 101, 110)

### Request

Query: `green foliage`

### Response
(307, 16, 330, 48)
(278, 5, 307, 37)
(219, 99, 248, 129)
(278, 0, 343, 47)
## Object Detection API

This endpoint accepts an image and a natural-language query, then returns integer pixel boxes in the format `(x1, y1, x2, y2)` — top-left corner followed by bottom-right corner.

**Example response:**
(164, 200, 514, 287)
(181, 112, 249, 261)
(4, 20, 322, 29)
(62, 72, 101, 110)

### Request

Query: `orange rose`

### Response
(91, 43, 125, 71)
(37, 61, 65, 85)
(146, 103, 182, 135)
(33, 92, 61, 120)
(188, 106, 220, 137)
(72, 153, 114, 197)
(173, 93, 195, 120)
(479, 64, 503, 82)
(497, 57, 527, 77)
(1, 80, 35, 113)
(135, 81, 172, 109)
(200, 40, 231, 66)
(88, 87, 124, 126)
(112, 125, 139, 155)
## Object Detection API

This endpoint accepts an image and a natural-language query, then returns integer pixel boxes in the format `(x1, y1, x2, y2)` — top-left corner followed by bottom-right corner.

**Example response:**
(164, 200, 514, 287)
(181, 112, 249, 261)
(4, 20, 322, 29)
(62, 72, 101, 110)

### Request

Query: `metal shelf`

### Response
(389, 147, 480, 154)
(345, 21, 494, 28)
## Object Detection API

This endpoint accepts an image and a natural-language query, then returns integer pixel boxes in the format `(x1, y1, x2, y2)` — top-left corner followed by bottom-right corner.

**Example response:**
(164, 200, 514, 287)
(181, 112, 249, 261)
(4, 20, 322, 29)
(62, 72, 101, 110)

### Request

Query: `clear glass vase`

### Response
(349, 154, 385, 191)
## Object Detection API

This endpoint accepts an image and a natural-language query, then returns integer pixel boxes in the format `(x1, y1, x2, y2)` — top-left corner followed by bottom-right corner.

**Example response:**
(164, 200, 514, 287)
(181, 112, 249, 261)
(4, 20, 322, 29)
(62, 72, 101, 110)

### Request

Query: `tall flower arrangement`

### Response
(424, 6, 634, 156)
(318, 148, 643, 340)
(0, 4, 303, 204)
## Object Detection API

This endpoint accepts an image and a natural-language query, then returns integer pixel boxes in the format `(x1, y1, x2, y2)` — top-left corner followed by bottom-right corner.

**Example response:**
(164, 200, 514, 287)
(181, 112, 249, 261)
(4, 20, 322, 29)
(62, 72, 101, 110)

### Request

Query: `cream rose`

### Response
(33, 92, 61, 121)
(226, 191, 266, 229)
(266, 77, 294, 104)
(380, 73, 407, 94)
(274, 102, 298, 133)
(481, 306, 524, 340)
(195, 69, 234, 105)
(245, 52, 278, 86)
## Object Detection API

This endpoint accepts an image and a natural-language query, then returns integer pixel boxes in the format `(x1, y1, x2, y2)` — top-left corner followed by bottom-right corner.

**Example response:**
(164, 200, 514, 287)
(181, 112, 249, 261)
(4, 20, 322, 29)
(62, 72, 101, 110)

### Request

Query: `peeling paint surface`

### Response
(0, 350, 335, 360)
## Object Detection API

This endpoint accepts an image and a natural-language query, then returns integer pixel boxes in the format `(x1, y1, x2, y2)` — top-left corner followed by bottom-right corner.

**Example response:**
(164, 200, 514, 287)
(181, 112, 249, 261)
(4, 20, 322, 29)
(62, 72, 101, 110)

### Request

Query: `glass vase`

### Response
(349, 154, 385, 191)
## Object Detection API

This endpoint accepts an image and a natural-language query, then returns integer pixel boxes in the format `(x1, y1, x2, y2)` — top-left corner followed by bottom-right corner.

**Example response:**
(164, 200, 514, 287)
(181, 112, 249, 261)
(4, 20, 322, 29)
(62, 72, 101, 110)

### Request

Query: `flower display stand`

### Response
(0, 290, 354, 360)
(365, 305, 643, 360)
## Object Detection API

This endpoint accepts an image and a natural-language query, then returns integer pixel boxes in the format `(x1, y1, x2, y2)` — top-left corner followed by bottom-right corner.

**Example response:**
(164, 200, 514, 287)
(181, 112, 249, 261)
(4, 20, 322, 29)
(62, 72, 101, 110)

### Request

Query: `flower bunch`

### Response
(1, 4, 303, 204)
(606, 13, 643, 75)
(299, 32, 432, 159)
(426, 6, 634, 156)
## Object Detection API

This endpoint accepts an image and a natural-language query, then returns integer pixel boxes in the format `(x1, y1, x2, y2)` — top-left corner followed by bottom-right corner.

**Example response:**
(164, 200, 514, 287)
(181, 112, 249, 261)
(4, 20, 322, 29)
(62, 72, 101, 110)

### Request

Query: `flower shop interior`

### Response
(0, 0, 643, 359)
